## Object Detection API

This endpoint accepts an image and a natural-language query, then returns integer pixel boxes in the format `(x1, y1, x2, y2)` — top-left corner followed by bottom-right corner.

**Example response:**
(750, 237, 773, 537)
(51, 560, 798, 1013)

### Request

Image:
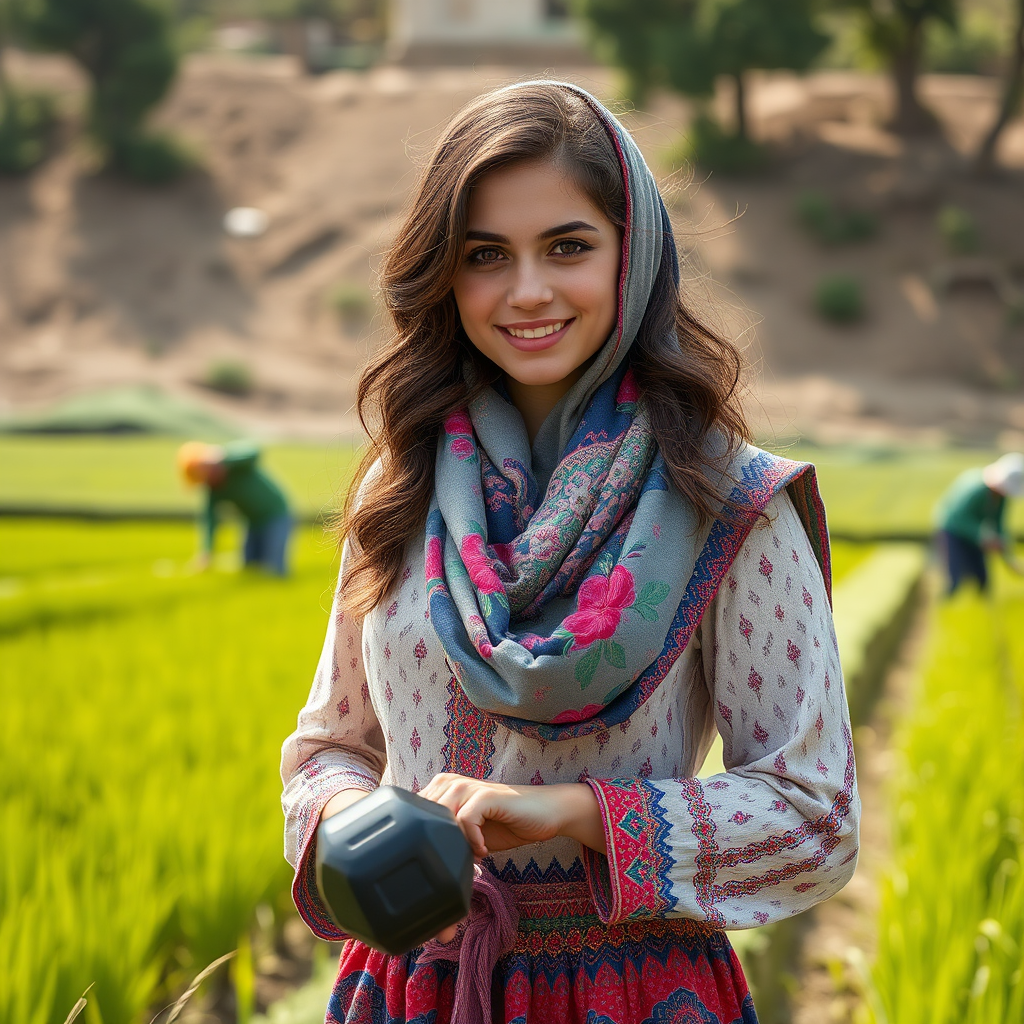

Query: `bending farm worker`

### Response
(934, 451, 1024, 594)
(177, 440, 292, 576)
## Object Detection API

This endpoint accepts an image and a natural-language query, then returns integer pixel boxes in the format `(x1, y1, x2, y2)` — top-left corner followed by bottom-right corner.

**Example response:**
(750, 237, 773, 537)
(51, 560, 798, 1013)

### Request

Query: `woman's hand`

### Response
(418, 773, 607, 859)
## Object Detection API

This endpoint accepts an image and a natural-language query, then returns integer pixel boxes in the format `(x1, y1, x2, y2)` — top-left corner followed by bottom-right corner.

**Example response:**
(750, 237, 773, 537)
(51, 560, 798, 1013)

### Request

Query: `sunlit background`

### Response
(1, 1, 1023, 1022)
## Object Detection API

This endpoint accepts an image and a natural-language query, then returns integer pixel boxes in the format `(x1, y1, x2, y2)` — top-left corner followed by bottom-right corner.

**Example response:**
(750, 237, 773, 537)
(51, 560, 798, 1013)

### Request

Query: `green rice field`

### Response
(0, 520, 340, 1024)
(2, 435, 1023, 1023)
(0, 436, 358, 519)
(2, 436, 1022, 538)
(0, 511, 891, 1024)
(867, 568, 1024, 1024)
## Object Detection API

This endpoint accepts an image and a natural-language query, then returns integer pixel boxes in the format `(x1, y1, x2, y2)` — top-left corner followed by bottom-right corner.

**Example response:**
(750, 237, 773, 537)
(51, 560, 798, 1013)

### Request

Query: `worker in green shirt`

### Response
(934, 452, 1023, 594)
(178, 441, 292, 576)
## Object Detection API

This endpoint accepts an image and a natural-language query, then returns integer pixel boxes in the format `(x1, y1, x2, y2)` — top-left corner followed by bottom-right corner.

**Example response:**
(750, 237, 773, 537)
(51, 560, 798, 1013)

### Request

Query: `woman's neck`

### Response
(505, 369, 585, 445)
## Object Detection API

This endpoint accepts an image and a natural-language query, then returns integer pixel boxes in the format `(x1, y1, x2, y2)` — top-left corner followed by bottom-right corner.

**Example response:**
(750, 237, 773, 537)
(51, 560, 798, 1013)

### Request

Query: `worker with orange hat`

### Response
(178, 441, 292, 576)
(934, 452, 1023, 594)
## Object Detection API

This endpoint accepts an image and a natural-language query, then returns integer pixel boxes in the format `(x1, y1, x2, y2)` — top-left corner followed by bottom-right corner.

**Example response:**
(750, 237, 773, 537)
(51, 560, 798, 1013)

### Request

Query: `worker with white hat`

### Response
(934, 452, 1023, 593)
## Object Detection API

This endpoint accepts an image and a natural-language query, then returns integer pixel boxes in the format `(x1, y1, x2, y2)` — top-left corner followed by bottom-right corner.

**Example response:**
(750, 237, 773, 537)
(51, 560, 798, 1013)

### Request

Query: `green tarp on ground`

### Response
(1, 386, 240, 438)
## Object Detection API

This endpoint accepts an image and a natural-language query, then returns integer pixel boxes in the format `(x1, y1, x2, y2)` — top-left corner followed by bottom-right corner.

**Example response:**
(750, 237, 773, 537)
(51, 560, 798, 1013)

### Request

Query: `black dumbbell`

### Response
(315, 786, 474, 955)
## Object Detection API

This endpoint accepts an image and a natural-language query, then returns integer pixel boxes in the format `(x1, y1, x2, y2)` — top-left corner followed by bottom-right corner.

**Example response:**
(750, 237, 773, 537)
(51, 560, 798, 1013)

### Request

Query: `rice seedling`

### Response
(865, 569, 1024, 1023)
(0, 520, 340, 1024)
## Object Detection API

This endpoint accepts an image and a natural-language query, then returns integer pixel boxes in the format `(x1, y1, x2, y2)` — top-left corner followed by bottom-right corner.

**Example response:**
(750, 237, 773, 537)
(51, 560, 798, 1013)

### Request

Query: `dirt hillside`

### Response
(2, 51, 1023, 446)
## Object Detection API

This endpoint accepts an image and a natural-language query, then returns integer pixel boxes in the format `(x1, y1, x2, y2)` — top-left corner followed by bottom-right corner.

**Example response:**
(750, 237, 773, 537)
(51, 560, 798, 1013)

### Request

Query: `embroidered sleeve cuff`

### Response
(582, 777, 677, 926)
(291, 764, 379, 941)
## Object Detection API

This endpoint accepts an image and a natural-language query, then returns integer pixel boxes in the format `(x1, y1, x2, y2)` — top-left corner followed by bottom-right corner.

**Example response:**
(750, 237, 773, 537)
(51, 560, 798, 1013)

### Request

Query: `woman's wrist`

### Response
(548, 783, 607, 855)
(320, 787, 371, 824)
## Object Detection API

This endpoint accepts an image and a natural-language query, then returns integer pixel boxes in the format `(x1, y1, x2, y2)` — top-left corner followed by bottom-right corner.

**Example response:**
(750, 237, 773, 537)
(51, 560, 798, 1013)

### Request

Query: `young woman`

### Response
(281, 81, 860, 1024)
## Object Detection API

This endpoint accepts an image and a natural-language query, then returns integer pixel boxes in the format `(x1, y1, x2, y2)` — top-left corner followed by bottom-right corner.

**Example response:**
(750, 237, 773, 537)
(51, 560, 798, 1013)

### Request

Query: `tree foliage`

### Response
(578, 0, 687, 105)
(0, 0, 58, 173)
(19, 0, 185, 179)
(193, 0, 380, 23)
(578, 0, 828, 141)
(975, 0, 1024, 173)
(837, 0, 959, 133)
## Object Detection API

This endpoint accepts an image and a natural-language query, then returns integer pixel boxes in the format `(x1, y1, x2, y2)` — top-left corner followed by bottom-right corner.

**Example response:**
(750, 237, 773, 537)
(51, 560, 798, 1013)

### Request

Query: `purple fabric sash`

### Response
(415, 867, 519, 1024)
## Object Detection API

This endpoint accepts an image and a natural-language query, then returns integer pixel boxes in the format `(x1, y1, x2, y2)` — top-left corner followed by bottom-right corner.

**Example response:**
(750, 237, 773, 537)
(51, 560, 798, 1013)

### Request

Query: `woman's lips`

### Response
(496, 318, 575, 351)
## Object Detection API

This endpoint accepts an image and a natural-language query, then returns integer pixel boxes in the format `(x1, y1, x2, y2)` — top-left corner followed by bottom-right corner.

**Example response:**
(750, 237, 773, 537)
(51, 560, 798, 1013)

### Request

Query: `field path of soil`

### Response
(790, 588, 932, 1023)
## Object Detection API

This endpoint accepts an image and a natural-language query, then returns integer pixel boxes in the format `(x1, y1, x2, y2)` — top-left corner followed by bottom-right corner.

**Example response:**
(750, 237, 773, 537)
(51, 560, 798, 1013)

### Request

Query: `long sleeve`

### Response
(280, 548, 386, 939)
(582, 491, 860, 929)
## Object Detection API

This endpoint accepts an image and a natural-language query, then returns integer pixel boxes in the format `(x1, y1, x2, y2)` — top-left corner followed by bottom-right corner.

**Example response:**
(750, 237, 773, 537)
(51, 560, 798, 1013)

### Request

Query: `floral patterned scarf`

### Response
(425, 83, 829, 741)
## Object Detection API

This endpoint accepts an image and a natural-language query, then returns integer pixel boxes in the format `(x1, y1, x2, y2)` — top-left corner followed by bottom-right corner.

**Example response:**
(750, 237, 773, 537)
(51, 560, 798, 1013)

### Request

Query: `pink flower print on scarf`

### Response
(491, 541, 515, 569)
(426, 535, 444, 582)
(460, 534, 505, 596)
(528, 524, 563, 562)
(551, 703, 606, 724)
(451, 437, 475, 461)
(444, 410, 476, 461)
(467, 614, 494, 658)
(444, 410, 473, 435)
(615, 368, 640, 409)
(562, 565, 636, 649)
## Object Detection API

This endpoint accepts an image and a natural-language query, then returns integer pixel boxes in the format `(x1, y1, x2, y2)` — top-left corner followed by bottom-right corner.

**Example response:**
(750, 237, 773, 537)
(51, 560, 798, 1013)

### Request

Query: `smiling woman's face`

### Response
(452, 159, 622, 432)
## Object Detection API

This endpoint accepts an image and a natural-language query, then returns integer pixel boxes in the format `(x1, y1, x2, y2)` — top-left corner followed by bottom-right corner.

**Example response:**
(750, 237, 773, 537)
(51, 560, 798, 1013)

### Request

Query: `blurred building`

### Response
(388, 0, 589, 65)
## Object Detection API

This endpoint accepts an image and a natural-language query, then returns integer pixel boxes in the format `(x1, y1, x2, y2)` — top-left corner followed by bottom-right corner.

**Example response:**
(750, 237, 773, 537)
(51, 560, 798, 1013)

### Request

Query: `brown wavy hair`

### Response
(337, 82, 750, 616)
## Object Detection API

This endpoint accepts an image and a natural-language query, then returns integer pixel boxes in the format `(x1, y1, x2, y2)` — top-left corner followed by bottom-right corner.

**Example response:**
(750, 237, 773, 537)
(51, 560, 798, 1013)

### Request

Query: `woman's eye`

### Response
(552, 240, 591, 257)
(469, 247, 505, 264)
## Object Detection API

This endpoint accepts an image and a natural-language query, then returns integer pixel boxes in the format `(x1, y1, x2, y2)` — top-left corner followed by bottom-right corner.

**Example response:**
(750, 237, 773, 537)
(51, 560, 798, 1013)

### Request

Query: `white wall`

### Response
(390, 0, 579, 45)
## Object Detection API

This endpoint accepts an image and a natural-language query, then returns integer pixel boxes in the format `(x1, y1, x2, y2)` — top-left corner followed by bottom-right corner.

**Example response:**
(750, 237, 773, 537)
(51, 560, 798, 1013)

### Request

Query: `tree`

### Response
(0, 0, 57, 172)
(840, 0, 958, 135)
(21, 0, 183, 179)
(577, 0, 689, 106)
(669, 0, 830, 141)
(579, 0, 828, 142)
(974, 0, 1024, 174)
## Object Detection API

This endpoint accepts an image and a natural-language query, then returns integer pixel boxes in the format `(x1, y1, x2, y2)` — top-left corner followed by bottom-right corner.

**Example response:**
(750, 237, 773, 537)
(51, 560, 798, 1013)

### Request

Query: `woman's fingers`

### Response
(421, 774, 555, 856)
(454, 792, 492, 858)
(420, 773, 488, 854)
(419, 772, 463, 804)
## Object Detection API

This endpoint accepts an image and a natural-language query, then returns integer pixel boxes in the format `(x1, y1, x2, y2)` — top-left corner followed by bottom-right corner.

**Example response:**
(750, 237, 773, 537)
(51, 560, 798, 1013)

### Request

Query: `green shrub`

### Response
(796, 189, 878, 245)
(112, 131, 193, 184)
(676, 115, 768, 175)
(0, 89, 57, 174)
(815, 273, 864, 323)
(937, 205, 980, 255)
(203, 359, 254, 397)
(329, 282, 373, 325)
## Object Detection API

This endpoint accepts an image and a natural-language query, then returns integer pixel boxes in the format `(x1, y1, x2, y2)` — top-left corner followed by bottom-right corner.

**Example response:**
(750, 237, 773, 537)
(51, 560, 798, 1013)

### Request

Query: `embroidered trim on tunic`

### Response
(325, 865, 758, 1024)
(583, 778, 676, 924)
(681, 726, 857, 926)
(440, 675, 498, 777)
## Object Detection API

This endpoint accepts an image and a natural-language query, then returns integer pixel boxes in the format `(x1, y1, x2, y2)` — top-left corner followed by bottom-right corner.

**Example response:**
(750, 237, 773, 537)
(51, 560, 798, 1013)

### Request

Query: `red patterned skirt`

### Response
(325, 868, 757, 1024)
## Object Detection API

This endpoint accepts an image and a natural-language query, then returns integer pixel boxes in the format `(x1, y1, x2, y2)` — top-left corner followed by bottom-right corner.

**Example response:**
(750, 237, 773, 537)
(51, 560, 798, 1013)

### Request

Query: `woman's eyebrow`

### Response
(539, 220, 599, 240)
(464, 221, 600, 244)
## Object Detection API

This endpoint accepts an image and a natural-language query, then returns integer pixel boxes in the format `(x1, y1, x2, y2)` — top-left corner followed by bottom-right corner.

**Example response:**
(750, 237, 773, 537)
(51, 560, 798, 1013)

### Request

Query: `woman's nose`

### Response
(507, 260, 553, 310)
